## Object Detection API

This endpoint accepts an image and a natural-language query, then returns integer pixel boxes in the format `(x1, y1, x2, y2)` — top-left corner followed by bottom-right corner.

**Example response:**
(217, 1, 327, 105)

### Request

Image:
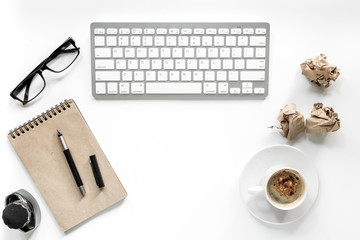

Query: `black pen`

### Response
(57, 130, 86, 196)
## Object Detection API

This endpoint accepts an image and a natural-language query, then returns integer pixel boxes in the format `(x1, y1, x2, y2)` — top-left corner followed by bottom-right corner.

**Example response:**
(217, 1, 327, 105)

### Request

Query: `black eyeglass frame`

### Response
(10, 37, 80, 105)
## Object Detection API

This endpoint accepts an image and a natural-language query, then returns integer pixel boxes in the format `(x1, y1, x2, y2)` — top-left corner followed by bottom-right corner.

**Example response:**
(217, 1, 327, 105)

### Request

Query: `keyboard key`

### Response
(95, 71, 120, 81)
(164, 59, 174, 69)
(124, 48, 135, 58)
(179, 36, 189, 46)
(132, 28, 143, 34)
(232, 48, 242, 58)
(208, 48, 219, 58)
(161, 48, 171, 58)
(238, 36, 248, 46)
(119, 83, 130, 94)
(137, 48, 147, 58)
(181, 28, 192, 34)
(242, 87, 253, 94)
(231, 28, 242, 34)
(107, 82, 118, 94)
(130, 36, 141, 46)
(94, 28, 105, 34)
(96, 82, 106, 94)
(112, 48, 123, 58)
(202, 36, 212, 46)
(206, 28, 217, 34)
(122, 71, 133, 81)
(149, 48, 159, 58)
(116, 59, 126, 69)
(193, 71, 204, 81)
(144, 28, 155, 34)
(164, 59, 174, 70)
(211, 59, 221, 69)
(158, 71, 168, 81)
(169, 28, 180, 34)
(134, 71, 145, 81)
(240, 71, 265, 81)
(107, 36, 117, 46)
(243, 28, 254, 34)
(119, 36, 129, 46)
(244, 48, 254, 58)
(250, 36, 266, 46)
(256, 28, 266, 34)
(242, 82, 253, 88)
(146, 83, 202, 94)
(152, 59, 162, 69)
(254, 87, 265, 94)
(181, 71, 192, 81)
(256, 48, 266, 58)
(170, 71, 180, 81)
(94, 36, 105, 46)
(229, 71, 239, 81)
(223, 59, 233, 69)
(196, 48, 207, 58)
(187, 59, 198, 69)
(218, 82, 228, 94)
(139, 60, 150, 69)
(217, 71, 226, 81)
(175, 59, 186, 69)
(157, 28, 167, 34)
(155, 36, 165, 46)
(230, 88, 241, 94)
(107, 28, 118, 34)
(234, 59, 245, 69)
(131, 82, 144, 94)
(173, 48, 183, 58)
(214, 36, 224, 46)
(220, 48, 230, 58)
(146, 71, 156, 81)
(166, 36, 177, 46)
(128, 60, 138, 69)
(204, 83, 217, 94)
(95, 48, 111, 58)
(95, 59, 114, 69)
(184, 48, 195, 58)
(226, 36, 236, 46)
(119, 28, 130, 34)
(246, 59, 266, 69)
(190, 36, 201, 46)
(194, 28, 205, 34)
(199, 59, 209, 69)
(219, 28, 229, 34)
(143, 36, 153, 46)
(205, 71, 215, 81)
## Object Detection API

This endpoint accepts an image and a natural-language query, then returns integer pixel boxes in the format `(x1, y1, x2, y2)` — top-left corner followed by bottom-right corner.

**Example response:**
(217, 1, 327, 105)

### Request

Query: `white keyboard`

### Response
(91, 22, 270, 99)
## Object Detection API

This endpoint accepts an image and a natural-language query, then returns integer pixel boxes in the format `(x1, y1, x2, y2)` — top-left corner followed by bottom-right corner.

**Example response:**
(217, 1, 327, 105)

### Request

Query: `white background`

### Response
(1, 0, 359, 239)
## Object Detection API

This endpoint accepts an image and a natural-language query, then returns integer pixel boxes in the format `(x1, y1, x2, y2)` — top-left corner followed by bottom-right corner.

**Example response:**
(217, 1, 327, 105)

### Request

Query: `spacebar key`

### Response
(146, 83, 202, 94)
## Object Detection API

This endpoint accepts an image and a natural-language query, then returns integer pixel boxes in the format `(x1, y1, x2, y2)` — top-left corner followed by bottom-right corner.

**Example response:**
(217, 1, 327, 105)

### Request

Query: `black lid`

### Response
(2, 202, 30, 229)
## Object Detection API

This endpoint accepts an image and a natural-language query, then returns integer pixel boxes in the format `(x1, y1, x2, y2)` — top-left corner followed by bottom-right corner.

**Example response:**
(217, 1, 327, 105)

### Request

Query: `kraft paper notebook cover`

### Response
(7, 99, 127, 231)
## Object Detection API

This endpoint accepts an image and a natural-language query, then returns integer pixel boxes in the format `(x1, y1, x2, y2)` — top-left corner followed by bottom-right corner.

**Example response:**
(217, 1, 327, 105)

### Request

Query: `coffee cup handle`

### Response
(248, 186, 264, 195)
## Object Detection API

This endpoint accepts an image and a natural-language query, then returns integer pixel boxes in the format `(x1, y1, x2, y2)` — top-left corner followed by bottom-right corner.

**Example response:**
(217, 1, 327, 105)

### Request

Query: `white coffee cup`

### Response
(248, 166, 307, 211)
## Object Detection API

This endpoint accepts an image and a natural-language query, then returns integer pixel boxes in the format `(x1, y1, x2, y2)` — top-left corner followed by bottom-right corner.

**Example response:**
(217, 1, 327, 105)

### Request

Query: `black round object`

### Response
(2, 202, 29, 229)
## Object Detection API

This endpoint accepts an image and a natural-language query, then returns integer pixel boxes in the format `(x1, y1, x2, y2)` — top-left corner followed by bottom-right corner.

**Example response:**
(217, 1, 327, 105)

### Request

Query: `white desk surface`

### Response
(1, 0, 359, 239)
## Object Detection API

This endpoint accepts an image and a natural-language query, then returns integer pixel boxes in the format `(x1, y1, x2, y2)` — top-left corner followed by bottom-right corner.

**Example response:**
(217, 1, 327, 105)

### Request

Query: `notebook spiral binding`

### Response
(8, 100, 72, 139)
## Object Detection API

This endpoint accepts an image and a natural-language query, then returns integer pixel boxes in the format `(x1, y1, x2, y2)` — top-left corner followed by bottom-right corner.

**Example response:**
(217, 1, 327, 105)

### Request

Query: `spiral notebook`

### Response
(7, 99, 127, 232)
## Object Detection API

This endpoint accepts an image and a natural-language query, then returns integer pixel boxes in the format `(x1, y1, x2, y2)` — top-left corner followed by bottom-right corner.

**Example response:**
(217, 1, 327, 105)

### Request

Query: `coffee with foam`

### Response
(266, 169, 305, 209)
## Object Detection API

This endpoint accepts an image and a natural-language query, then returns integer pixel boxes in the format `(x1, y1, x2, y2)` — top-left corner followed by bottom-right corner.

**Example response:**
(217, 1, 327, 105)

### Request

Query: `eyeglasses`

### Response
(10, 37, 80, 105)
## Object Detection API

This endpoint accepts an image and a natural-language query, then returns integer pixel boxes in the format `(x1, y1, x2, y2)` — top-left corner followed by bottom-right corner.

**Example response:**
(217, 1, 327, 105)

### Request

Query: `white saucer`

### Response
(239, 145, 319, 225)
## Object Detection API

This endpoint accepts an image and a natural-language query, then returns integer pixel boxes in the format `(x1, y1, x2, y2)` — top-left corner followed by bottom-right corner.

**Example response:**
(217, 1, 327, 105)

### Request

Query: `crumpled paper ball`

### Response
(300, 54, 340, 88)
(306, 103, 340, 133)
(275, 103, 305, 140)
